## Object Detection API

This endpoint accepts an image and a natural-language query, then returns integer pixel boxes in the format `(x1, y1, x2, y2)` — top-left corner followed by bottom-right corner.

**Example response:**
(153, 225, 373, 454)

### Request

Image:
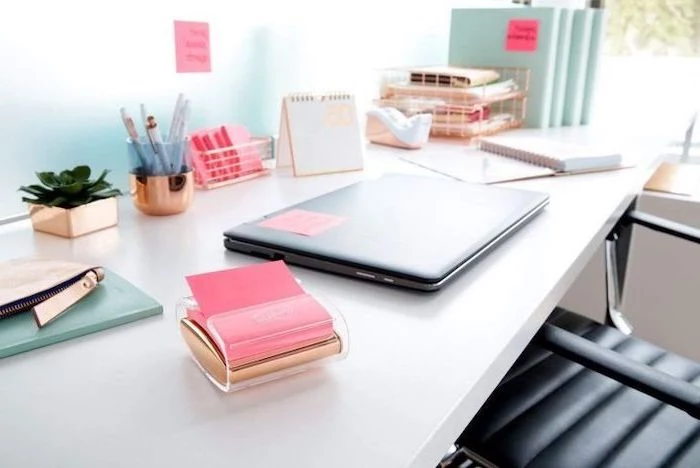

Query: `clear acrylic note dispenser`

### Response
(176, 293, 349, 392)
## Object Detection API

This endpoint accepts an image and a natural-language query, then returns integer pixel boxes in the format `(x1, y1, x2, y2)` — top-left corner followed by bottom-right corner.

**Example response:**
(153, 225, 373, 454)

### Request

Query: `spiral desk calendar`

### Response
(276, 92, 364, 176)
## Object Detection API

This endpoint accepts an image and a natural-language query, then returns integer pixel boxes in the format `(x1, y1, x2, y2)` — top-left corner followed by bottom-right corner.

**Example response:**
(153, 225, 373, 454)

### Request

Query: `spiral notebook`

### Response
(400, 134, 625, 185)
(276, 92, 364, 176)
(478, 135, 623, 173)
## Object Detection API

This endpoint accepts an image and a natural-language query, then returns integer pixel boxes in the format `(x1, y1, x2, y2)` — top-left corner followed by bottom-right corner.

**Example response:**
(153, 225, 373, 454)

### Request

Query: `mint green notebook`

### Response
(0, 269, 162, 358)
(580, 9, 607, 125)
(562, 8, 594, 126)
(448, 7, 562, 129)
(549, 8, 574, 127)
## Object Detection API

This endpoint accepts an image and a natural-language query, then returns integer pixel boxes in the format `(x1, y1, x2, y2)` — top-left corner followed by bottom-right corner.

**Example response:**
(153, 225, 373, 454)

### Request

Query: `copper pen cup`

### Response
(127, 137, 194, 216)
(129, 171, 194, 216)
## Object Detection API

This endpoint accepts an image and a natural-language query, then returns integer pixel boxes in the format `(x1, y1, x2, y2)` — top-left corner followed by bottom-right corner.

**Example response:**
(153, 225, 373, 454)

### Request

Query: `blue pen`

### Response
(173, 100, 191, 172)
(168, 93, 185, 142)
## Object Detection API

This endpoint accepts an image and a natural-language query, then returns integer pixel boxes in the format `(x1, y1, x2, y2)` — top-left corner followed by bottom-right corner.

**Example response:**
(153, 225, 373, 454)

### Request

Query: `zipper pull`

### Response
(33, 270, 100, 328)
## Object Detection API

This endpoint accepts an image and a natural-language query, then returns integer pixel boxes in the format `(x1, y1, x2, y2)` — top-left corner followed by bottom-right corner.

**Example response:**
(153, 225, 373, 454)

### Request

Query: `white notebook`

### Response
(478, 135, 623, 173)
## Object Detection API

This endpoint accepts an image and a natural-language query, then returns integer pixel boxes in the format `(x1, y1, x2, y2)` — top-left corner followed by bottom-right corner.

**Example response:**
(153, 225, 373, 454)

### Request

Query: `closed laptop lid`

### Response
(223, 174, 549, 285)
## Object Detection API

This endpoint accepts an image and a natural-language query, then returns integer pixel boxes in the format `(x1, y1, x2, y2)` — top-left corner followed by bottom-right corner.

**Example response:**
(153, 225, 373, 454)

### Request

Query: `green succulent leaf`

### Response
(86, 180, 110, 193)
(57, 182, 85, 195)
(72, 165, 91, 181)
(18, 184, 51, 197)
(58, 171, 75, 185)
(21, 196, 42, 205)
(90, 170, 109, 187)
(94, 189, 122, 198)
(36, 172, 60, 188)
(47, 197, 69, 207)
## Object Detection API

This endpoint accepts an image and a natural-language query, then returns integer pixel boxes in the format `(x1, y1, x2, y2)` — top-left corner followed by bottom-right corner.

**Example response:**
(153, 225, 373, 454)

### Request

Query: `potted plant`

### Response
(18, 165, 123, 238)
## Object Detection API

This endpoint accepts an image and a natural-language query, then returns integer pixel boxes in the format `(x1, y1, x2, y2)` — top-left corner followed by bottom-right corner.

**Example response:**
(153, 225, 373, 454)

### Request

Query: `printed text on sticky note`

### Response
(174, 21, 211, 73)
(258, 209, 347, 236)
(505, 19, 539, 52)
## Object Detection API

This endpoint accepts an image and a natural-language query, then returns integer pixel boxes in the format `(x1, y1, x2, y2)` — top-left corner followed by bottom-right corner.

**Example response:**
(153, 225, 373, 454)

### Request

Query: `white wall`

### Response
(2, 0, 518, 217)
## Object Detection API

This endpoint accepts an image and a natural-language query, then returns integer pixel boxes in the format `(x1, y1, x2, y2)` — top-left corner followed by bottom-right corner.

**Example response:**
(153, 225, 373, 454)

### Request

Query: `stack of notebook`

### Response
(448, 5, 607, 128)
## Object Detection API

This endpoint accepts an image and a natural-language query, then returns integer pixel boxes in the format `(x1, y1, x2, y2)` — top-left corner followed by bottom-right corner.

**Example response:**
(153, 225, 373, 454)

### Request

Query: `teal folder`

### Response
(549, 8, 574, 127)
(580, 9, 608, 125)
(562, 9, 594, 126)
(0, 268, 162, 358)
(448, 7, 562, 129)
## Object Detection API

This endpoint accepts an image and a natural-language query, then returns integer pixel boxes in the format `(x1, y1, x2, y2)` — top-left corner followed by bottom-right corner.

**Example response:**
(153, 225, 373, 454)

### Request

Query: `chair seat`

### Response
(455, 308, 700, 468)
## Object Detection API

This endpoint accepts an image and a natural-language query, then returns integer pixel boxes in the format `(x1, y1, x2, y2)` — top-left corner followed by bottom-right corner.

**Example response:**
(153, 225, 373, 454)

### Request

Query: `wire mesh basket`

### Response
(375, 65, 529, 139)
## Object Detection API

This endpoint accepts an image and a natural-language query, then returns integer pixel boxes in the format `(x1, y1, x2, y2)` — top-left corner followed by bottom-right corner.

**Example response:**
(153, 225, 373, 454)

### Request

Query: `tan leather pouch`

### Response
(0, 257, 104, 327)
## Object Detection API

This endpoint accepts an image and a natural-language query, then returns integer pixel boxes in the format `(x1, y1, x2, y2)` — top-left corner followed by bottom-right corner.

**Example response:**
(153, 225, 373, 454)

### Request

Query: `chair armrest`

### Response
(537, 323, 700, 420)
(624, 210, 700, 246)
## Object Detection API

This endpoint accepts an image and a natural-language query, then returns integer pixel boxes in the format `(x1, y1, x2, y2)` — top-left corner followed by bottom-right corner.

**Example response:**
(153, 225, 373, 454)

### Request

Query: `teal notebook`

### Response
(580, 8, 607, 125)
(448, 7, 562, 128)
(0, 268, 162, 358)
(562, 8, 594, 126)
(549, 8, 574, 127)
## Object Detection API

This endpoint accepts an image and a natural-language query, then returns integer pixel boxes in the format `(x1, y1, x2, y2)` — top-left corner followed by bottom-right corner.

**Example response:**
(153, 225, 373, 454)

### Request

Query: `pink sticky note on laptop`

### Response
(258, 209, 347, 236)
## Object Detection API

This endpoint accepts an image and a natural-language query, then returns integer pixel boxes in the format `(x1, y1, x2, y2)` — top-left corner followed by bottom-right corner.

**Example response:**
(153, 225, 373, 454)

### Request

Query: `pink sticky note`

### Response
(258, 209, 347, 237)
(208, 293, 334, 366)
(185, 261, 304, 317)
(505, 19, 539, 52)
(174, 20, 211, 73)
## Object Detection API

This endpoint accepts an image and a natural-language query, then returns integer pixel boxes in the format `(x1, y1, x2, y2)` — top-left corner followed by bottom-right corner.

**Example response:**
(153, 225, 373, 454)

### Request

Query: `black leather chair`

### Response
(440, 209, 700, 468)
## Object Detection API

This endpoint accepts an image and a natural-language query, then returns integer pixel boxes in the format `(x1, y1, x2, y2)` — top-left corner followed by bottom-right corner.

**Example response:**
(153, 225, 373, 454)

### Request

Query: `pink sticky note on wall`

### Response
(174, 20, 211, 73)
(505, 19, 539, 52)
(258, 209, 347, 237)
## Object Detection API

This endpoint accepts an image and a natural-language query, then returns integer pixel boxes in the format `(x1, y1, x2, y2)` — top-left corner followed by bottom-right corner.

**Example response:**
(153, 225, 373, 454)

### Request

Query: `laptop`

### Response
(223, 174, 549, 291)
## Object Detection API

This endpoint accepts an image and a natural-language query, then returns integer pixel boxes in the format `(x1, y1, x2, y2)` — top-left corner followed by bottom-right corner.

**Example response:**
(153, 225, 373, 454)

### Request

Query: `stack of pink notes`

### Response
(189, 124, 265, 187)
(184, 261, 339, 369)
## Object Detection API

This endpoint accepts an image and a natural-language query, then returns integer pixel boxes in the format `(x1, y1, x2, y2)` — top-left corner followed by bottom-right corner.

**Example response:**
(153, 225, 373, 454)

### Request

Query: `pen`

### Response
(168, 93, 185, 142)
(171, 98, 189, 143)
(171, 100, 190, 172)
(145, 113, 172, 174)
(140, 103, 158, 155)
(120, 107, 149, 171)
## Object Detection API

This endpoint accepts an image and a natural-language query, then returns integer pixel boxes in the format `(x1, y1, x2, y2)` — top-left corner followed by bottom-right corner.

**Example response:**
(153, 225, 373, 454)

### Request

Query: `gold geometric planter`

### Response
(28, 197, 119, 238)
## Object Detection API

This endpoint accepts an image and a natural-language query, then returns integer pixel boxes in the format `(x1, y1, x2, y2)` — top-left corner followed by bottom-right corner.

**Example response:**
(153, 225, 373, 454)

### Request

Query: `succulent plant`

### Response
(18, 165, 123, 209)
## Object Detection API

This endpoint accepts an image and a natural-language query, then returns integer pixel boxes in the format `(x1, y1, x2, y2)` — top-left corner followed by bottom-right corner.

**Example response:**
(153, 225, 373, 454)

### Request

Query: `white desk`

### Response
(0, 128, 665, 468)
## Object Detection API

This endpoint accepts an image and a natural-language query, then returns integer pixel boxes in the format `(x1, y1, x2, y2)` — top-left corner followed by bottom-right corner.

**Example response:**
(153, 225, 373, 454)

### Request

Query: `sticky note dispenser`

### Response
(176, 292, 349, 392)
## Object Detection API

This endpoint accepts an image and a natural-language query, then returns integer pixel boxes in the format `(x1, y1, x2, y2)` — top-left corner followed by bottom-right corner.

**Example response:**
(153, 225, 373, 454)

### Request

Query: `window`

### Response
(606, 0, 700, 56)
(595, 0, 700, 133)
